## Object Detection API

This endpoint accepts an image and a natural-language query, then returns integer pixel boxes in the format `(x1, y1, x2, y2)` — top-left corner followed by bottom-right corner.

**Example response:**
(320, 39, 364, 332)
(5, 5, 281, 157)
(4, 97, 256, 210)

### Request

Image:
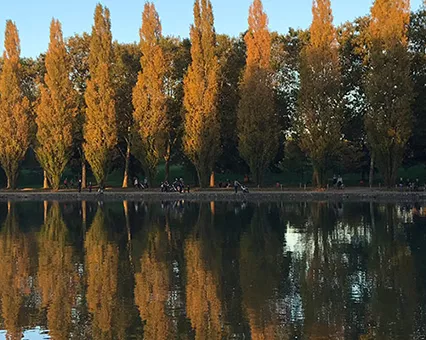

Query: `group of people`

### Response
(133, 177, 149, 189)
(332, 175, 344, 189)
(399, 177, 422, 191)
(160, 178, 189, 193)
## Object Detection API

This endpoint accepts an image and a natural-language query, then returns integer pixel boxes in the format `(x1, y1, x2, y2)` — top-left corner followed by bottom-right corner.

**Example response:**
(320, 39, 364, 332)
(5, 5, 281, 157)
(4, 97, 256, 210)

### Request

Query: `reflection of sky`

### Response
(350, 271, 370, 304)
(284, 222, 304, 254)
(0, 327, 49, 339)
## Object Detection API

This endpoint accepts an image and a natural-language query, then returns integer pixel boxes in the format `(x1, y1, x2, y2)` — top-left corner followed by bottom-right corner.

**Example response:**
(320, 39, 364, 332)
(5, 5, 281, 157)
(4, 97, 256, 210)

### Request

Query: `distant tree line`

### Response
(0, 0, 422, 189)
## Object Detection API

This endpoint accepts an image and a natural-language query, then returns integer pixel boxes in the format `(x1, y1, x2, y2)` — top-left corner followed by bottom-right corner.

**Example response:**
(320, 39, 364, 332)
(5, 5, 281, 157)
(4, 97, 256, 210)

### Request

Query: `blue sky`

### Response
(0, 0, 423, 58)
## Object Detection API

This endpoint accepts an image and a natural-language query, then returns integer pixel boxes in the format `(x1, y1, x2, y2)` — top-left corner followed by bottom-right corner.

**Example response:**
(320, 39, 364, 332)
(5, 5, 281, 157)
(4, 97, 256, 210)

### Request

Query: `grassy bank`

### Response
(3, 163, 426, 190)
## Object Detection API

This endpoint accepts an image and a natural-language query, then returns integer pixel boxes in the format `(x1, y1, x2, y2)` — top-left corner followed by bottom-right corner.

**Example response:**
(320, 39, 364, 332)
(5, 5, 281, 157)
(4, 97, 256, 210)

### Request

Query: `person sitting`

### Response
(337, 175, 344, 189)
(332, 174, 337, 188)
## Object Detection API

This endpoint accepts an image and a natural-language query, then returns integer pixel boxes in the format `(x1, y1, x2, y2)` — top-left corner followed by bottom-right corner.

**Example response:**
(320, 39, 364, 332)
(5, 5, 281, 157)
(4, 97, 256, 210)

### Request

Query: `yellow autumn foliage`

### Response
(83, 4, 117, 186)
(0, 21, 31, 189)
(238, 0, 278, 186)
(36, 20, 76, 190)
(183, 0, 220, 188)
(132, 2, 168, 183)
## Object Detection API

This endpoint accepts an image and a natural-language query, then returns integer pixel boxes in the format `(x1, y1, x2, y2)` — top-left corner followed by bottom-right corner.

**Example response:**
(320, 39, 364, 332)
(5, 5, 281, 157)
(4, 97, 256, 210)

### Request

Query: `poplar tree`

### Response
(238, 0, 278, 186)
(183, 0, 220, 188)
(298, 0, 342, 187)
(36, 19, 76, 190)
(132, 2, 167, 185)
(365, 0, 411, 187)
(0, 21, 31, 189)
(83, 4, 117, 187)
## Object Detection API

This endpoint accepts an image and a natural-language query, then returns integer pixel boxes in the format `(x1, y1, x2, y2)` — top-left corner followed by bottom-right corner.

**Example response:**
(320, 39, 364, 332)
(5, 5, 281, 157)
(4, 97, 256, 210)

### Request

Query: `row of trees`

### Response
(0, 0, 420, 188)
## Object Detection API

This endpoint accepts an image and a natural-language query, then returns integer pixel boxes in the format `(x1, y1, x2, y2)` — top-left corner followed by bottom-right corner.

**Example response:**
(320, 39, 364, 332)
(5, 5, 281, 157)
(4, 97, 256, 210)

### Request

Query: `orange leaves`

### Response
(36, 19, 76, 190)
(83, 4, 117, 185)
(183, 0, 220, 187)
(238, 0, 277, 185)
(297, 0, 342, 187)
(0, 21, 31, 189)
(245, 0, 271, 71)
(310, 0, 337, 49)
(365, 0, 412, 186)
(132, 3, 168, 181)
(370, 0, 410, 47)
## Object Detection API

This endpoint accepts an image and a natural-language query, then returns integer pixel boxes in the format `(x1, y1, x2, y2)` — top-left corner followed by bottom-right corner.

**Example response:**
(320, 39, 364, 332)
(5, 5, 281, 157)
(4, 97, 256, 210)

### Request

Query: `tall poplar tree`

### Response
(0, 21, 31, 189)
(365, 0, 411, 187)
(183, 0, 220, 188)
(237, 0, 278, 186)
(297, 0, 342, 187)
(132, 2, 167, 185)
(84, 4, 117, 187)
(36, 19, 76, 190)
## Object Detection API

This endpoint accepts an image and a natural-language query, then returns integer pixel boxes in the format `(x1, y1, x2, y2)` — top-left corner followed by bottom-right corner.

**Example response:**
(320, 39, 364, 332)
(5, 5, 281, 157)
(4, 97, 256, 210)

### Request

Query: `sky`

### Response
(0, 0, 424, 58)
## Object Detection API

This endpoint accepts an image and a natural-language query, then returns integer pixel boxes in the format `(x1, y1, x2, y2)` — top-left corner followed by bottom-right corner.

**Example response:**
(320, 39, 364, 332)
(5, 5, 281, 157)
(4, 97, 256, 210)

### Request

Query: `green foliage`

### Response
(297, 0, 343, 187)
(365, 0, 412, 187)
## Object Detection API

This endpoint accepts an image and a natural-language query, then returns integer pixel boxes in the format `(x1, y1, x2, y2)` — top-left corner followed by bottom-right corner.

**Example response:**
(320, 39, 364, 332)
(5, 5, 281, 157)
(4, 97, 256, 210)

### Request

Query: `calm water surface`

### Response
(0, 200, 425, 339)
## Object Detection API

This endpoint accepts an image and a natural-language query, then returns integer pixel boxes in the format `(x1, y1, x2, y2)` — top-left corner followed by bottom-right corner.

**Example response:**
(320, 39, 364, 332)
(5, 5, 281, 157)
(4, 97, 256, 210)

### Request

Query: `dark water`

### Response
(0, 200, 425, 340)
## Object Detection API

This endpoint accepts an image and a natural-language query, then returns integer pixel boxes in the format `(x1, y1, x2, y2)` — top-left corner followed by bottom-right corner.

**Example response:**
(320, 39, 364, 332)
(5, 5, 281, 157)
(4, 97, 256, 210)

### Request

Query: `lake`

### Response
(0, 200, 425, 339)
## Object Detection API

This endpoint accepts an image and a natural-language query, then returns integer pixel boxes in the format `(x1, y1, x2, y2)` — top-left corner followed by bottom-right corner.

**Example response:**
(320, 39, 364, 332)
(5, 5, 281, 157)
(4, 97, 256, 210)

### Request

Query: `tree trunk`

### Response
(82, 160, 87, 189)
(123, 200, 134, 270)
(43, 201, 48, 223)
(210, 171, 215, 187)
(51, 175, 61, 191)
(312, 165, 326, 188)
(197, 169, 209, 188)
(255, 167, 263, 187)
(369, 153, 374, 189)
(6, 171, 17, 190)
(164, 143, 171, 182)
(82, 200, 87, 236)
(43, 171, 49, 189)
(122, 140, 131, 188)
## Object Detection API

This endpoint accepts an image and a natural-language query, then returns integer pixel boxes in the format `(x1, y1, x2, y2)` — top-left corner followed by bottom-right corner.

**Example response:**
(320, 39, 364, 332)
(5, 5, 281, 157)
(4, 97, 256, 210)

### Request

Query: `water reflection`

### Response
(0, 203, 32, 340)
(0, 200, 424, 339)
(185, 204, 224, 339)
(38, 202, 76, 340)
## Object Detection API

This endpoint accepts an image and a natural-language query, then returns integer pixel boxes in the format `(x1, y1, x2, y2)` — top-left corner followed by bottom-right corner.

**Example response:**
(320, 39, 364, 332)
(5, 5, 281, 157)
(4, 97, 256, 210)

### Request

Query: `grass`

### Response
(4, 163, 426, 189)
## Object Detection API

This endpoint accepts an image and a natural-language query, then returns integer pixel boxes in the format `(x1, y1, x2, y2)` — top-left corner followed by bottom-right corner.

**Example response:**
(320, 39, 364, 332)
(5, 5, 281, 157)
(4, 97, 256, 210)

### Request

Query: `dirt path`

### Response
(0, 187, 424, 202)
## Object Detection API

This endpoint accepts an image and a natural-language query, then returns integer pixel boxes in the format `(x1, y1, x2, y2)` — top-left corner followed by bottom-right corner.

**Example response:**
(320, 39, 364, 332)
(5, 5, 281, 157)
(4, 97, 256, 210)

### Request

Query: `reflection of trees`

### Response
(295, 202, 416, 339)
(0, 203, 31, 340)
(38, 202, 76, 340)
(134, 219, 174, 339)
(85, 207, 119, 339)
(365, 204, 416, 339)
(240, 204, 286, 340)
(300, 202, 346, 339)
(185, 204, 224, 339)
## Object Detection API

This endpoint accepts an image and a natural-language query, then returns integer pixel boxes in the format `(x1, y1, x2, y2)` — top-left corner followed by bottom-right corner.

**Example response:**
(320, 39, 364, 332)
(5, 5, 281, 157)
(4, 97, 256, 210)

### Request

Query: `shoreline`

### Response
(0, 188, 425, 202)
